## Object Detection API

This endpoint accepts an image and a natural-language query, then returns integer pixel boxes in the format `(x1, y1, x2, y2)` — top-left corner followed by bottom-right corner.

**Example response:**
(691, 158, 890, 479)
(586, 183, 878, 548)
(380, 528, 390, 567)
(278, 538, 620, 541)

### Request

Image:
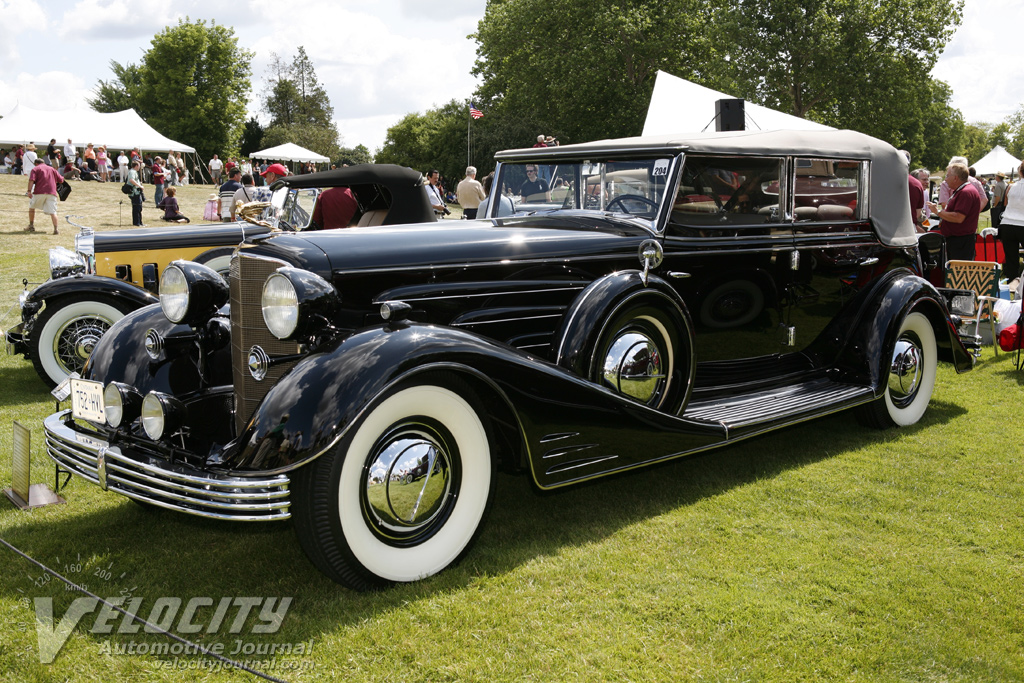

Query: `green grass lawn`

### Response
(0, 174, 1022, 682)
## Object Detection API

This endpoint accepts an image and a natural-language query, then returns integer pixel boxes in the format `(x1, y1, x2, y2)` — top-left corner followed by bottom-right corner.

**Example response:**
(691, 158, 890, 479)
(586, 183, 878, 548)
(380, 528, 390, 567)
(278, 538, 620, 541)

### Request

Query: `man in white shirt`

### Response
(63, 139, 76, 166)
(456, 166, 486, 219)
(424, 169, 446, 216)
(23, 143, 38, 168)
(209, 154, 223, 183)
(117, 151, 129, 183)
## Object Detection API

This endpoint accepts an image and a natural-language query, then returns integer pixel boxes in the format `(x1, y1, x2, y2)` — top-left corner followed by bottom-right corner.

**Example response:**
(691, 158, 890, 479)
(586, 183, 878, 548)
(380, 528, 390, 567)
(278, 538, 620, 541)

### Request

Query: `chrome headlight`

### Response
(261, 267, 340, 340)
(103, 382, 142, 429)
(262, 273, 299, 339)
(159, 260, 229, 326)
(141, 391, 186, 440)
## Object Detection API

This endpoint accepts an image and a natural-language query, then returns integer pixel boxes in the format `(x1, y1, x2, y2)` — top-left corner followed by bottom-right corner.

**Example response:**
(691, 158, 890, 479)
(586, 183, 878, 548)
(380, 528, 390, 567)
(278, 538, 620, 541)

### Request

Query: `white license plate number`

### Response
(71, 379, 105, 423)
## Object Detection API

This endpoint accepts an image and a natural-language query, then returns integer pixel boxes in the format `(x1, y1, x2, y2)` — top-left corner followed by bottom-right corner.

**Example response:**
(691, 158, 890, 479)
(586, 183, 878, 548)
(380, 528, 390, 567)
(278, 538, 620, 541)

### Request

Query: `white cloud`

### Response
(931, 0, 1024, 125)
(0, 0, 47, 64)
(0, 71, 90, 114)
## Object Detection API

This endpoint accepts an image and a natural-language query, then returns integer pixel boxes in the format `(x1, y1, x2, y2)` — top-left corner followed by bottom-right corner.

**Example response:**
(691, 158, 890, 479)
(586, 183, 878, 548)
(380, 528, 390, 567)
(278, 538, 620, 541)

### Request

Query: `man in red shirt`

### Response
(311, 186, 359, 229)
(25, 157, 64, 234)
(928, 163, 980, 261)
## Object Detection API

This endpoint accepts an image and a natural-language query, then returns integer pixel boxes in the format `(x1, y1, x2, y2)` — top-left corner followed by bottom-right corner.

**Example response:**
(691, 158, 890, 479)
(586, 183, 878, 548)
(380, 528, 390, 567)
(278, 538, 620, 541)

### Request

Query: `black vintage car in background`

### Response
(4, 164, 433, 386)
(44, 130, 972, 590)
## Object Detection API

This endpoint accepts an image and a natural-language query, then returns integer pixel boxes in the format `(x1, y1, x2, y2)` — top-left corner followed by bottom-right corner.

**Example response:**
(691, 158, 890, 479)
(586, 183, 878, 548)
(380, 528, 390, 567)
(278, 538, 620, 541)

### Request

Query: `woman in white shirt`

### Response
(998, 161, 1024, 282)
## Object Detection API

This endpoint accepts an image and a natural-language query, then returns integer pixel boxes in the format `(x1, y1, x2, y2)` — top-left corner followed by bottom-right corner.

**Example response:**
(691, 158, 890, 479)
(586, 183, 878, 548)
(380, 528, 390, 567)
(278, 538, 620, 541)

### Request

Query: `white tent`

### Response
(972, 145, 1021, 177)
(251, 142, 329, 163)
(0, 104, 195, 152)
(643, 71, 834, 135)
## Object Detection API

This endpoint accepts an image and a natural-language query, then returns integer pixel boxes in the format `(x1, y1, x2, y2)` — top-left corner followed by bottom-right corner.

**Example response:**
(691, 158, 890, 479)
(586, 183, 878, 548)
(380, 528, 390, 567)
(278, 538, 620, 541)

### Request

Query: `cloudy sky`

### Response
(0, 0, 1017, 154)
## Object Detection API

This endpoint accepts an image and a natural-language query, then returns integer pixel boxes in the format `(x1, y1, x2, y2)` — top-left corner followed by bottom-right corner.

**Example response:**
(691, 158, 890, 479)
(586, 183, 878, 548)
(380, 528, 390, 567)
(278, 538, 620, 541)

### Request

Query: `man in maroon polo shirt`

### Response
(25, 157, 64, 234)
(929, 162, 980, 261)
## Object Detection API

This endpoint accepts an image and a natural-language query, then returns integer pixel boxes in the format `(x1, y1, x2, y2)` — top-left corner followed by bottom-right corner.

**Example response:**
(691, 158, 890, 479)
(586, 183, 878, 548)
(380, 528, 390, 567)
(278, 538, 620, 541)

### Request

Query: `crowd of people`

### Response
(908, 151, 1023, 283)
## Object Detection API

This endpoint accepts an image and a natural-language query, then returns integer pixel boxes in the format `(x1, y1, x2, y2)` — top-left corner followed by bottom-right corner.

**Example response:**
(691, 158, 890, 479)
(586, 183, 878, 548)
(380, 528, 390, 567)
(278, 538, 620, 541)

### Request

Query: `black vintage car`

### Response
(44, 130, 972, 590)
(4, 164, 434, 386)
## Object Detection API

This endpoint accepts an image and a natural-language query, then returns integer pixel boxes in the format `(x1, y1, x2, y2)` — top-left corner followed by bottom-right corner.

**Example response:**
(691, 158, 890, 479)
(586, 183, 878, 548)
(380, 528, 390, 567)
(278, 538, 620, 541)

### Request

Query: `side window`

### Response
(671, 156, 784, 230)
(793, 158, 861, 222)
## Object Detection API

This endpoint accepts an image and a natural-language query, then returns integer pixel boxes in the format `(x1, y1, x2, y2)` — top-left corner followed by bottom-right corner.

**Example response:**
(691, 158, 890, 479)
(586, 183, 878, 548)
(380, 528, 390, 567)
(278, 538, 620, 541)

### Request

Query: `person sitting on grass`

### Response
(157, 186, 190, 223)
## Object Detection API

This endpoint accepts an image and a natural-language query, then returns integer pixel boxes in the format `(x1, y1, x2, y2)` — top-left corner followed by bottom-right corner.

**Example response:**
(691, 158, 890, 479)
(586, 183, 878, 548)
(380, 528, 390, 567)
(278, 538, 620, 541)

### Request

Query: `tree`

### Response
(962, 123, 993, 167)
(376, 100, 470, 184)
(1005, 105, 1024, 160)
(471, 0, 725, 147)
(240, 117, 265, 158)
(336, 145, 372, 167)
(261, 122, 341, 163)
(719, 0, 963, 146)
(88, 60, 149, 117)
(137, 19, 253, 161)
(260, 46, 341, 161)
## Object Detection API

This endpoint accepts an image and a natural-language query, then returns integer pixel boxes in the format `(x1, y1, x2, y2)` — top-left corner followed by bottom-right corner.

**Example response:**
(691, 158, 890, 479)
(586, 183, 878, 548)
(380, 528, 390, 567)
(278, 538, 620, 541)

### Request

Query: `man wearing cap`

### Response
(260, 162, 287, 186)
(25, 157, 64, 234)
(991, 172, 1008, 228)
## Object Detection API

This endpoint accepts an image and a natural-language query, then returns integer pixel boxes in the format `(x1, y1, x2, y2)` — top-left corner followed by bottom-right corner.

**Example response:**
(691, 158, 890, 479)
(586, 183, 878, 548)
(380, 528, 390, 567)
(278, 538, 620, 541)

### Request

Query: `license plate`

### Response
(71, 378, 105, 423)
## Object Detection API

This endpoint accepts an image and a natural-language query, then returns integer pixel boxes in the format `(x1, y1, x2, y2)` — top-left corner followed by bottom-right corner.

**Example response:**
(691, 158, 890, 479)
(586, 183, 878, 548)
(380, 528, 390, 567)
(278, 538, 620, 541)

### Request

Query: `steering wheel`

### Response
(606, 194, 658, 215)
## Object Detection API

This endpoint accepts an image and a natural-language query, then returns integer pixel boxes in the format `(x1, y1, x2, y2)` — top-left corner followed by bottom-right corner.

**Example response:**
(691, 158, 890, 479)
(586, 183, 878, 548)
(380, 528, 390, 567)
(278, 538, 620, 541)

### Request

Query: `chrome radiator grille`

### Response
(230, 254, 301, 434)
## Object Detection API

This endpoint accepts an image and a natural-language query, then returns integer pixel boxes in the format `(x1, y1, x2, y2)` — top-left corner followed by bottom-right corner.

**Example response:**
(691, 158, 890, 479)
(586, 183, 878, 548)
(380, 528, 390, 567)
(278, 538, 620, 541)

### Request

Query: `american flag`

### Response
(469, 103, 484, 119)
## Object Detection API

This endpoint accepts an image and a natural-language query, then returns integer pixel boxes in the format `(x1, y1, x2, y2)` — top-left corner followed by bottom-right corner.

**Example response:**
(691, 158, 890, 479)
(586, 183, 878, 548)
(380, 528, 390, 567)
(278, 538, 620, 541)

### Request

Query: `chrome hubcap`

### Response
(364, 427, 453, 538)
(888, 338, 921, 402)
(602, 331, 665, 405)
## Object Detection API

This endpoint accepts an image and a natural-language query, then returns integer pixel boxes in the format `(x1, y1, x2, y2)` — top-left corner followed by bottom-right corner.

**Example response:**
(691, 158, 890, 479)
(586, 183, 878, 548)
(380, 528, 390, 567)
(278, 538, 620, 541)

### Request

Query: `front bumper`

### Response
(44, 411, 291, 521)
(3, 322, 28, 357)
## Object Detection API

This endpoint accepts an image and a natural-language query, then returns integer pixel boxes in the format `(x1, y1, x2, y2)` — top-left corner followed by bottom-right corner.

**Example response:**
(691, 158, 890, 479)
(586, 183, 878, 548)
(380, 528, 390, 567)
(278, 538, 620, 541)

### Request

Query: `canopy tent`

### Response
(972, 145, 1022, 177)
(643, 71, 834, 135)
(251, 142, 329, 163)
(0, 104, 194, 152)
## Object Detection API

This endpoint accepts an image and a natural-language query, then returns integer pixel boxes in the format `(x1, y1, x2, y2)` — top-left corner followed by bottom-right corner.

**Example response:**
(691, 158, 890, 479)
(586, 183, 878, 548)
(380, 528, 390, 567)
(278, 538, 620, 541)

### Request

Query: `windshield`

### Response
(493, 158, 674, 222)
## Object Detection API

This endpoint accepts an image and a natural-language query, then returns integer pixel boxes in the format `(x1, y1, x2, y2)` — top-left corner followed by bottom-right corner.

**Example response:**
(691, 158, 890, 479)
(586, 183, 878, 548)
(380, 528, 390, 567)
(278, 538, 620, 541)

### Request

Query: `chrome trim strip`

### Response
(453, 313, 564, 327)
(383, 286, 586, 303)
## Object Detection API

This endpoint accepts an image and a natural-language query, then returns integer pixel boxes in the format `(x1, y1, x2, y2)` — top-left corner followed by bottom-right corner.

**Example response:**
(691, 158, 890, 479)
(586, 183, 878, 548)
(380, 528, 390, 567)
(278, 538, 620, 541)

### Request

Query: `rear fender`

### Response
(807, 269, 972, 391)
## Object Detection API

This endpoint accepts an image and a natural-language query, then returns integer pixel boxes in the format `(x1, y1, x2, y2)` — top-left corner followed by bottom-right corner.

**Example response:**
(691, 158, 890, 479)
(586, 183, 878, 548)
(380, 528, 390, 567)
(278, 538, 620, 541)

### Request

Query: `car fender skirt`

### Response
(230, 323, 724, 486)
(27, 274, 159, 310)
(805, 269, 973, 390)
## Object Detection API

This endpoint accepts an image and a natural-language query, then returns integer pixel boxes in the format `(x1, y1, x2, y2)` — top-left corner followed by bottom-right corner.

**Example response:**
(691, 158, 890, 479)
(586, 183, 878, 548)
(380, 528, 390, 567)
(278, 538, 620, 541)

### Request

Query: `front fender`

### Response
(26, 274, 158, 311)
(84, 303, 232, 395)
(229, 323, 724, 480)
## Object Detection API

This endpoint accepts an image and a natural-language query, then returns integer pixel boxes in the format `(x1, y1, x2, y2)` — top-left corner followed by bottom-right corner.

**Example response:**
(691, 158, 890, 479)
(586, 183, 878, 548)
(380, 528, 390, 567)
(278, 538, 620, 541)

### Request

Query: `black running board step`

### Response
(682, 379, 874, 435)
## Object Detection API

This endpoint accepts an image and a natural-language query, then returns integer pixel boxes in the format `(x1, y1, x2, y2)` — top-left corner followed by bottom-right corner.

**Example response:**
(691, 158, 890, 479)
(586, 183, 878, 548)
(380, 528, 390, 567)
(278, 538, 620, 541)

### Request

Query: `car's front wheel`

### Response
(856, 311, 937, 428)
(30, 297, 131, 387)
(292, 376, 494, 590)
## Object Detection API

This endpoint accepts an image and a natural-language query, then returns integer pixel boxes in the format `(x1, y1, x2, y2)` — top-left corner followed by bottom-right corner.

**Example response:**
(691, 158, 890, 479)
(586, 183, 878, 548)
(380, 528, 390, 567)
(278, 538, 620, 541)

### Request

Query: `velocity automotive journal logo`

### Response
(18, 555, 294, 664)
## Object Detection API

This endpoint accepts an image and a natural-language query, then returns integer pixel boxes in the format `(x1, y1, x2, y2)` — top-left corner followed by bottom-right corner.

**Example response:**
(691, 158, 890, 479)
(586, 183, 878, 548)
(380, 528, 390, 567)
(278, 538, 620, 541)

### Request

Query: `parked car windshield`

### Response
(495, 158, 674, 222)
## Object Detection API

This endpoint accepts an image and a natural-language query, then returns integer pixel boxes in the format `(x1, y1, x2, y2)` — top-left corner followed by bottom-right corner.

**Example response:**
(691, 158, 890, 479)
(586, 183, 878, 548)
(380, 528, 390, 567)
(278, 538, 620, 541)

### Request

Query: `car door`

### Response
(660, 153, 796, 364)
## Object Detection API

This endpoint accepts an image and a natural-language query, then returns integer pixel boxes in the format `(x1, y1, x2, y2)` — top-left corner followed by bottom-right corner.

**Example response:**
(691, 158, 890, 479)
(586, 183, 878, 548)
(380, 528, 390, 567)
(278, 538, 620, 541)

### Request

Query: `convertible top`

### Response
(497, 129, 916, 248)
(269, 164, 434, 226)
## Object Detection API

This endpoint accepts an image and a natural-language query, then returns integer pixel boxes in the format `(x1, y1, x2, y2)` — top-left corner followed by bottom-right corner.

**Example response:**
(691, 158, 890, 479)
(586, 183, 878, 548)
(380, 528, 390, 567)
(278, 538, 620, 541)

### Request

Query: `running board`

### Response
(683, 379, 875, 438)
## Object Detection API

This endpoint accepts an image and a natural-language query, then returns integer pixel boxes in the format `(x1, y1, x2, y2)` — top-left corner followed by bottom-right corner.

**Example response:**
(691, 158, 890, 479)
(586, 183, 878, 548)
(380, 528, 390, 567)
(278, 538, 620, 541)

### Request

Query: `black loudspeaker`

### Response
(715, 99, 745, 131)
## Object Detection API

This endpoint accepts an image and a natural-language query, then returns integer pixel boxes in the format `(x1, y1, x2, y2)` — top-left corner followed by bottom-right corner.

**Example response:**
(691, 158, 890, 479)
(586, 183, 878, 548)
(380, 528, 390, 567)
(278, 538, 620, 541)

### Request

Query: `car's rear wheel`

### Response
(31, 297, 131, 387)
(292, 375, 495, 590)
(856, 311, 937, 428)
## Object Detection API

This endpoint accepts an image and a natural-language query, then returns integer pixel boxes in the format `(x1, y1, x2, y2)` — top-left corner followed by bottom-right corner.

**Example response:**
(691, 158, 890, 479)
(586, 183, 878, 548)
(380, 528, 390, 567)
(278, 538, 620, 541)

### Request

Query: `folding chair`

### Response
(942, 260, 1002, 358)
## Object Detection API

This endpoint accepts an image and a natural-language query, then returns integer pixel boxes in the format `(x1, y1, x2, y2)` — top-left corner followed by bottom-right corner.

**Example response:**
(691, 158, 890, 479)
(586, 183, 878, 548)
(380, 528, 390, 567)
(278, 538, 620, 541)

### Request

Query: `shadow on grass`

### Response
(0, 362, 54, 407)
(0, 395, 970, 652)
